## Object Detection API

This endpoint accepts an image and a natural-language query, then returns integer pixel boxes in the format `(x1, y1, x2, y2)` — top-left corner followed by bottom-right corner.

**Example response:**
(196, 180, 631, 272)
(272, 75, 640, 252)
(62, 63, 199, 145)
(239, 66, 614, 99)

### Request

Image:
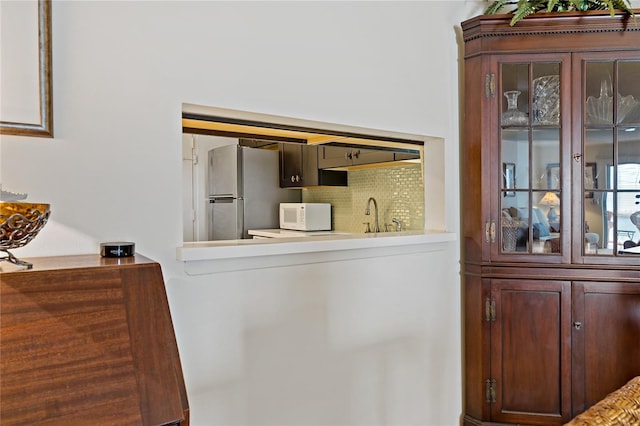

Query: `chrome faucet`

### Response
(365, 197, 380, 233)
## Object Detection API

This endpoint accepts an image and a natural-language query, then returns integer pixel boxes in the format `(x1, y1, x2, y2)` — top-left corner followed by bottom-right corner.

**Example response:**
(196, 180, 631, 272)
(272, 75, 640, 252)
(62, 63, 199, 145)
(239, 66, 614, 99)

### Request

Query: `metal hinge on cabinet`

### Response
(484, 221, 496, 243)
(485, 378, 496, 403)
(485, 298, 496, 322)
(485, 74, 496, 98)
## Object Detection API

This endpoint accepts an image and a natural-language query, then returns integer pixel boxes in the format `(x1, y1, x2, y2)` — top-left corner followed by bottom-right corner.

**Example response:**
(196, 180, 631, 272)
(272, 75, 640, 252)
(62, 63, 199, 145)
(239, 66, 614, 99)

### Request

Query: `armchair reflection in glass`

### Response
(621, 211, 640, 250)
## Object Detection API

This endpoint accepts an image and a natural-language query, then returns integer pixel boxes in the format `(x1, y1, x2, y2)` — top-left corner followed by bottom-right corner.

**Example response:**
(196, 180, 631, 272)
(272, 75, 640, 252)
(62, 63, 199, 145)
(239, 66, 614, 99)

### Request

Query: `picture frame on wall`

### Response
(585, 162, 597, 198)
(546, 163, 560, 190)
(0, 0, 53, 137)
(503, 162, 515, 197)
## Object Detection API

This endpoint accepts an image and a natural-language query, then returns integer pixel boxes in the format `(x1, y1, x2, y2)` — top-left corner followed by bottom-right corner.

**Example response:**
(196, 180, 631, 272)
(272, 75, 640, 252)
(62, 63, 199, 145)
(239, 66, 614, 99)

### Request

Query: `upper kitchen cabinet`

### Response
(461, 10, 640, 266)
(279, 142, 305, 187)
(317, 146, 394, 169)
(318, 146, 421, 169)
(279, 143, 347, 188)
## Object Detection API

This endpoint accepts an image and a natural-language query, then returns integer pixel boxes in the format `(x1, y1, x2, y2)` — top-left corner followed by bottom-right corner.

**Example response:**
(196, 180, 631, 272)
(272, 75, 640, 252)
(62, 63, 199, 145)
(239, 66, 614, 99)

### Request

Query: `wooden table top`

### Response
(0, 253, 154, 274)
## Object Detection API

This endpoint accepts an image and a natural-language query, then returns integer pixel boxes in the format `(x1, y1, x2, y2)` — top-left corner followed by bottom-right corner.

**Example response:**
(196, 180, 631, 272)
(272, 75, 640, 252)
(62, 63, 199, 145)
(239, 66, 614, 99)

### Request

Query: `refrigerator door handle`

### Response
(209, 196, 236, 203)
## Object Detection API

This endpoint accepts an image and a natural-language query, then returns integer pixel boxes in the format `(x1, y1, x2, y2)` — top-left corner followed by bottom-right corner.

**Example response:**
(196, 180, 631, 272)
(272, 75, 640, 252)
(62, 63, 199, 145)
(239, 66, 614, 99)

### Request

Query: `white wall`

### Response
(1, 1, 487, 424)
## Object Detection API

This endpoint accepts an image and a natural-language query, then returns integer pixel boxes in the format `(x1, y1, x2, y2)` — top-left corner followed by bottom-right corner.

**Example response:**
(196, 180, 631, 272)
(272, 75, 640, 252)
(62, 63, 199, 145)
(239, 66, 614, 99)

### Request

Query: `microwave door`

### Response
(280, 205, 300, 229)
(209, 197, 244, 240)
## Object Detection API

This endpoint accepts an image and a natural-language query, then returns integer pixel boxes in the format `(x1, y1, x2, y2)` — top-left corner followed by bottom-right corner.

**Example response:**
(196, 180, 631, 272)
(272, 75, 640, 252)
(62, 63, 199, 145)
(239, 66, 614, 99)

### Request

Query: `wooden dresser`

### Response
(0, 254, 189, 425)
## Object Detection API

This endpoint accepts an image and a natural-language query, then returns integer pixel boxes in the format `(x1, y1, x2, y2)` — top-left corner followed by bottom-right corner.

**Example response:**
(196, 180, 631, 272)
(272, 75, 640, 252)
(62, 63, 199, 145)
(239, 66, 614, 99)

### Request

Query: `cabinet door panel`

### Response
(280, 143, 302, 187)
(491, 279, 571, 425)
(352, 148, 394, 165)
(573, 53, 640, 265)
(571, 281, 640, 416)
(318, 146, 351, 169)
(492, 54, 571, 263)
(318, 146, 395, 168)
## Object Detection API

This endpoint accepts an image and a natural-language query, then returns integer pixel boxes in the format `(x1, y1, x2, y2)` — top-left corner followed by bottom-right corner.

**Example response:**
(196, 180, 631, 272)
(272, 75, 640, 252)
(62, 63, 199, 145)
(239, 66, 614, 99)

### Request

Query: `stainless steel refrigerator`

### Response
(208, 144, 300, 240)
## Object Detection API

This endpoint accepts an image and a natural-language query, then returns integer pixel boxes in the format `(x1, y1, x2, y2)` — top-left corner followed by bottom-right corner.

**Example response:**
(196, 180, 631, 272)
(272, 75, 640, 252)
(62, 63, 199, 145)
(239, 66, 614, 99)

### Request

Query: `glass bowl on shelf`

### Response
(585, 80, 640, 125)
(532, 75, 560, 125)
(1, 202, 51, 269)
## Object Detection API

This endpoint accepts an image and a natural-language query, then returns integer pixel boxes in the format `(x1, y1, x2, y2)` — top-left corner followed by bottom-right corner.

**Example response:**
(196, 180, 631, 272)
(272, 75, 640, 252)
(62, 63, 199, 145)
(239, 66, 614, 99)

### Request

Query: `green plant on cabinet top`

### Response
(484, 0, 636, 26)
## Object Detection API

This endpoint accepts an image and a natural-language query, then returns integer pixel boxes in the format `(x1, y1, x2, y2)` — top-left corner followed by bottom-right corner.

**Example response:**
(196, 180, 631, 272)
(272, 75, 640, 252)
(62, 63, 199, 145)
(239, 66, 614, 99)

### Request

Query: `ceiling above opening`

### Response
(182, 103, 433, 153)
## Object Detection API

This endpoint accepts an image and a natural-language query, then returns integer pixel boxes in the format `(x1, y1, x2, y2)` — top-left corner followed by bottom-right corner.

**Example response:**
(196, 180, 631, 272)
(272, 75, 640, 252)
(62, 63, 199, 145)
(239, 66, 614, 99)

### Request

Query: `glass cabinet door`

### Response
(582, 59, 640, 258)
(498, 60, 563, 256)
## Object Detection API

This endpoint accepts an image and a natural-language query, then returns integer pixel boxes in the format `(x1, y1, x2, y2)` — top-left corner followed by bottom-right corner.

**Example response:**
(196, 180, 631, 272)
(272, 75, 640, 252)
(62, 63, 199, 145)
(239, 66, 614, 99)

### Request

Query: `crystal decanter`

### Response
(501, 90, 528, 125)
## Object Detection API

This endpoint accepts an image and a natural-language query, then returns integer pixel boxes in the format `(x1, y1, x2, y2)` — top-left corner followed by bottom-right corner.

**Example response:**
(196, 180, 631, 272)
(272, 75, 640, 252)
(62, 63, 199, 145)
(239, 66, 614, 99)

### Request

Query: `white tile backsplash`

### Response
(302, 164, 424, 233)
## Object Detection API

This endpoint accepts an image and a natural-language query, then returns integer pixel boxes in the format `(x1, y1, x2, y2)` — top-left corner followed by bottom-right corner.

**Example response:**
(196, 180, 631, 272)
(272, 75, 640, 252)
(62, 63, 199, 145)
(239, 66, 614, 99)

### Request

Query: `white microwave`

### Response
(279, 203, 331, 231)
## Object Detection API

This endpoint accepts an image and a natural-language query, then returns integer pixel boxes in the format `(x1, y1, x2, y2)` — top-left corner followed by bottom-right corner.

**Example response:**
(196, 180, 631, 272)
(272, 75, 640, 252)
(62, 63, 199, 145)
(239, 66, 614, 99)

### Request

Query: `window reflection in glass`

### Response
(585, 161, 640, 255)
(608, 165, 640, 252)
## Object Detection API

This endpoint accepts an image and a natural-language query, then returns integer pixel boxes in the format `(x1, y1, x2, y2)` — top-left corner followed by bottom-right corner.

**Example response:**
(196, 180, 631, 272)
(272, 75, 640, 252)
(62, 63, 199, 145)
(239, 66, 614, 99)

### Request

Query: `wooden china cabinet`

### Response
(461, 11, 640, 426)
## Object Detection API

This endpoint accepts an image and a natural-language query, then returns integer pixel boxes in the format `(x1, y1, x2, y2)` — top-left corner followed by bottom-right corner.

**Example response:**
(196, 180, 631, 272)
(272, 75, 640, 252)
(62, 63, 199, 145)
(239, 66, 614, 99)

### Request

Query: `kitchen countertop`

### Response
(177, 230, 456, 274)
(247, 229, 350, 239)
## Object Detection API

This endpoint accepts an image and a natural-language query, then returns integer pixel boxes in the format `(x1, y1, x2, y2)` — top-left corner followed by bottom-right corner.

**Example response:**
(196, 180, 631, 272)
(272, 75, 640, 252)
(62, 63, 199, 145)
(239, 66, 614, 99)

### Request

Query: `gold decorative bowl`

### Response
(0, 202, 51, 268)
